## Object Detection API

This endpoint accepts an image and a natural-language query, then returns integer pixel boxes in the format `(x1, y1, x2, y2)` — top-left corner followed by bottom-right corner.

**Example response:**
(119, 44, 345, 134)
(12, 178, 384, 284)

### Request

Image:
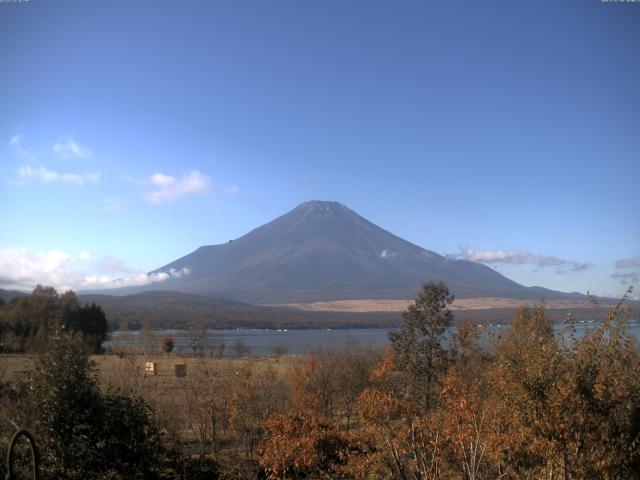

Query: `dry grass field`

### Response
(277, 297, 608, 313)
(0, 352, 294, 387)
(0, 354, 32, 383)
(0, 350, 299, 476)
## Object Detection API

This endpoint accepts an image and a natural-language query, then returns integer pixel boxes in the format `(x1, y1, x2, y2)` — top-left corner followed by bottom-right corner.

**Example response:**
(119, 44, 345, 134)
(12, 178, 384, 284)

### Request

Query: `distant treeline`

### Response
(0, 285, 108, 353)
(80, 291, 634, 331)
(78, 291, 401, 330)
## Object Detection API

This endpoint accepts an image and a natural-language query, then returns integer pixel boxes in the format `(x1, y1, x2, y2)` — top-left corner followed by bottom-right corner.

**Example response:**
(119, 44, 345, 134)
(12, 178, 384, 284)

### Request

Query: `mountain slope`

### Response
(133, 200, 578, 303)
(0, 289, 27, 302)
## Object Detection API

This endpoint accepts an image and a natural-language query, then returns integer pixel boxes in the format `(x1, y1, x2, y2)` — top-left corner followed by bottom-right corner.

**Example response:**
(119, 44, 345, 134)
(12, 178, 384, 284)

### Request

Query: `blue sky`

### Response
(0, 0, 638, 297)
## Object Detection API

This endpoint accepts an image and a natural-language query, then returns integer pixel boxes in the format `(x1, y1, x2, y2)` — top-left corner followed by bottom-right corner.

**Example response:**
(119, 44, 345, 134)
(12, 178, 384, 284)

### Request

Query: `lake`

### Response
(105, 321, 640, 356)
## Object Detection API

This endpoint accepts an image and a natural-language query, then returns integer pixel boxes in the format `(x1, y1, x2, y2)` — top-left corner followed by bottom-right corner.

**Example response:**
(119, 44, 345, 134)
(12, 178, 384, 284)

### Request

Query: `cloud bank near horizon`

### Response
(0, 247, 190, 293)
(455, 248, 592, 274)
(611, 256, 640, 288)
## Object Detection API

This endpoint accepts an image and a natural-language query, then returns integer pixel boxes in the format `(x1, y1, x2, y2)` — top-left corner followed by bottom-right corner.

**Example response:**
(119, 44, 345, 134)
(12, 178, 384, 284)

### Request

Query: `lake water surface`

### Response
(106, 322, 640, 356)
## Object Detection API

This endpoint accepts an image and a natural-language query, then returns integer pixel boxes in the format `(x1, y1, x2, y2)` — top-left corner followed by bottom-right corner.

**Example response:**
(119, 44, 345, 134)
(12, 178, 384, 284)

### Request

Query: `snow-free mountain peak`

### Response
(124, 201, 580, 303)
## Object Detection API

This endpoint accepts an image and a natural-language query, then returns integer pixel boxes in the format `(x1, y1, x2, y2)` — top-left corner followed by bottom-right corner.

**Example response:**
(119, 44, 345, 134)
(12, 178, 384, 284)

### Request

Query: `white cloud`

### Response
(83, 267, 190, 289)
(9, 134, 22, 147)
(0, 247, 79, 291)
(380, 249, 398, 259)
(78, 251, 92, 260)
(17, 165, 101, 186)
(96, 256, 133, 274)
(0, 247, 189, 292)
(8, 133, 35, 161)
(461, 248, 540, 265)
(457, 248, 592, 273)
(104, 197, 124, 213)
(222, 184, 240, 195)
(149, 173, 177, 187)
(52, 139, 93, 159)
(118, 175, 141, 185)
(144, 170, 211, 204)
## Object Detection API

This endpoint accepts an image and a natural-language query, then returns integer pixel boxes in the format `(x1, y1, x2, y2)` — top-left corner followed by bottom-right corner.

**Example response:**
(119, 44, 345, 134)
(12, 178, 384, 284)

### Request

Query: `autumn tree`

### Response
(138, 323, 158, 356)
(161, 336, 175, 354)
(440, 322, 502, 480)
(181, 360, 229, 457)
(233, 339, 250, 357)
(290, 352, 338, 419)
(186, 321, 207, 357)
(332, 345, 380, 433)
(230, 365, 289, 458)
(350, 382, 443, 479)
(259, 413, 350, 480)
(388, 281, 454, 409)
(494, 298, 640, 479)
(208, 334, 226, 358)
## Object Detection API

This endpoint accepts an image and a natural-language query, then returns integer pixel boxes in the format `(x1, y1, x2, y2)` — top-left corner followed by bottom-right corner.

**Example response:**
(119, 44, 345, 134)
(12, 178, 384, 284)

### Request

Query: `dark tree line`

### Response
(0, 285, 108, 353)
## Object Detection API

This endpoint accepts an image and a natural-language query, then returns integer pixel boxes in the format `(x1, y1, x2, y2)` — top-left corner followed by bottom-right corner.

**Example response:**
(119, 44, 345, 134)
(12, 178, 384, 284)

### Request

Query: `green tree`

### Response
(27, 331, 102, 478)
(25, 330, 164, 479)
(388, 281, 454, 409)
(0, 286, 108, 353)
(63, 302, 108, 354)
(98, 390, 163, 479)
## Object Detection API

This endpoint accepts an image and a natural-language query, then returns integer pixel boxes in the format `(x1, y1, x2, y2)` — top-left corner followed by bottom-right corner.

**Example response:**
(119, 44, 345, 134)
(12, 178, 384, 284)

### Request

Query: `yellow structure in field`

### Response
(144, 362, 157, 375)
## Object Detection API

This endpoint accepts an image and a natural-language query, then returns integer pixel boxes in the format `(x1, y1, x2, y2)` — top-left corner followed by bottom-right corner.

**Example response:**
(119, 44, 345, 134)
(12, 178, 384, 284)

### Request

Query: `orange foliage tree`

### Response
(259, 412, 351, 479)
